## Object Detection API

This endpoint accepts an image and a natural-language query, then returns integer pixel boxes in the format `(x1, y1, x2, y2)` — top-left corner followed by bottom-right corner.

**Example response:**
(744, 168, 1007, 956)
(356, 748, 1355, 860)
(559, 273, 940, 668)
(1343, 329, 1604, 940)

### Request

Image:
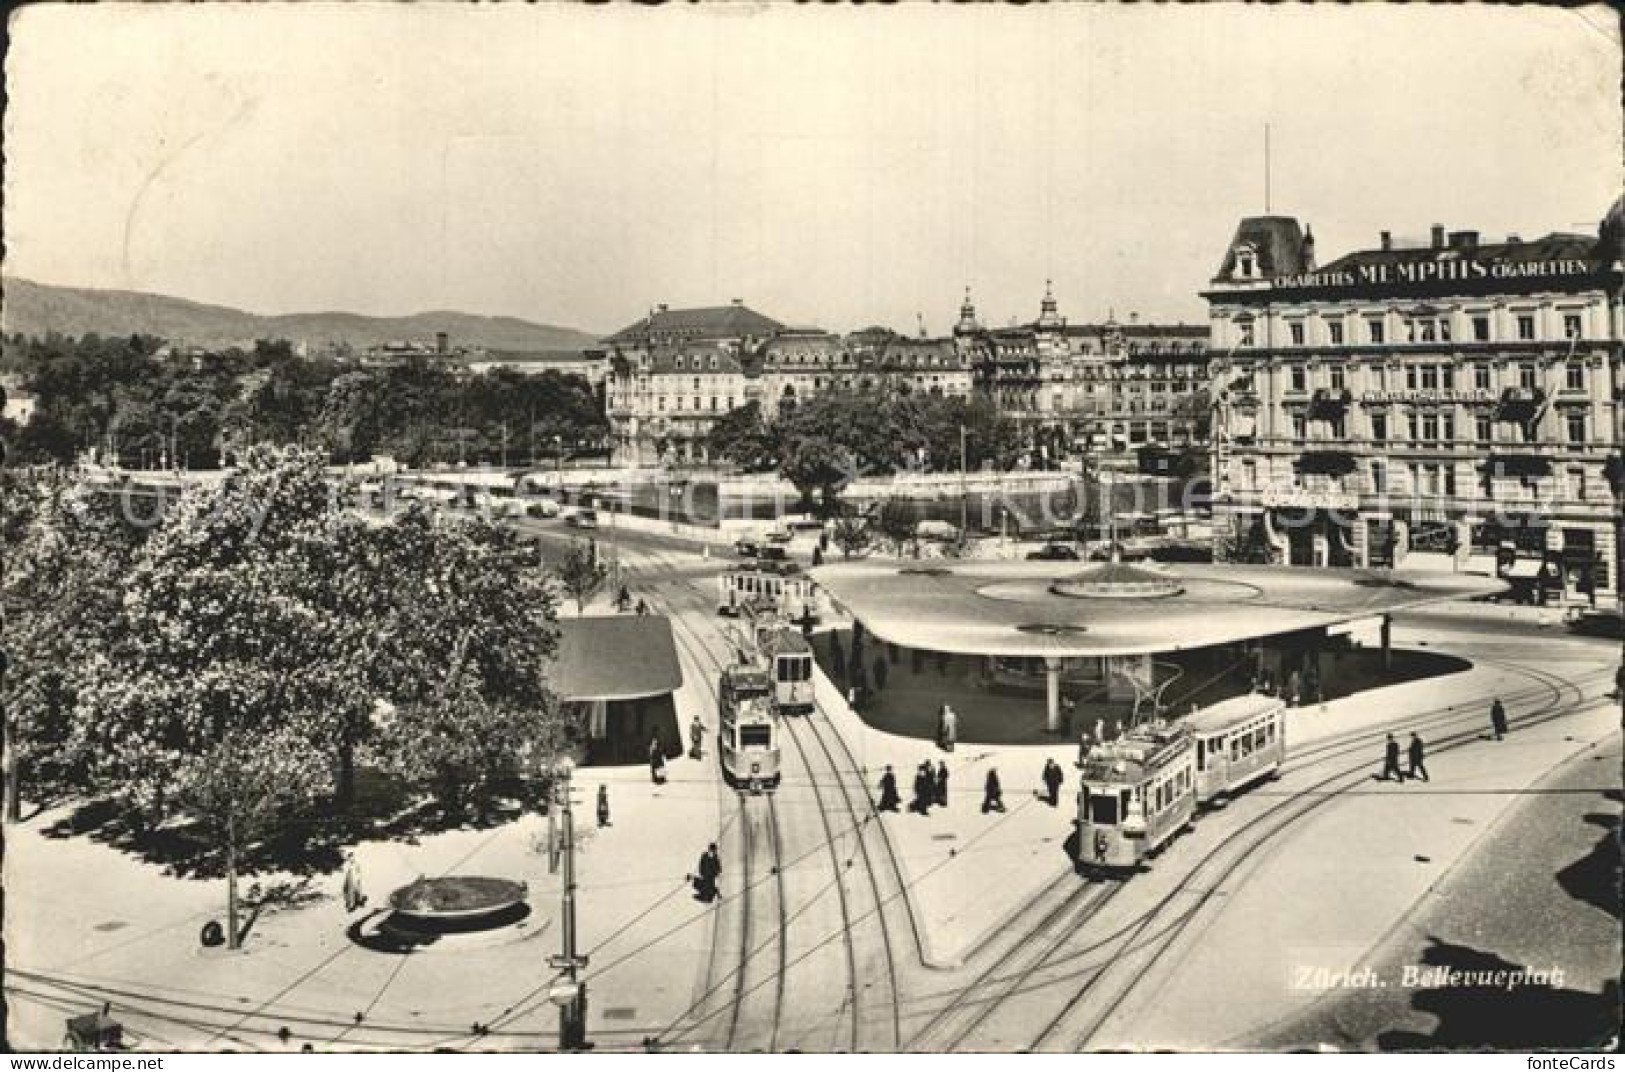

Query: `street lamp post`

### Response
(959, 423, 968, 546)
(548, 758, 590, 1051)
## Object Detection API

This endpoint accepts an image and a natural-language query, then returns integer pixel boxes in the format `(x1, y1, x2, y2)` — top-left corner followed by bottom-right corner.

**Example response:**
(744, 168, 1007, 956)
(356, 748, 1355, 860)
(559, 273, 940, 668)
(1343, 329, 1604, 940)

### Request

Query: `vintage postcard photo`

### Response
(2, 2, 1620, 1057)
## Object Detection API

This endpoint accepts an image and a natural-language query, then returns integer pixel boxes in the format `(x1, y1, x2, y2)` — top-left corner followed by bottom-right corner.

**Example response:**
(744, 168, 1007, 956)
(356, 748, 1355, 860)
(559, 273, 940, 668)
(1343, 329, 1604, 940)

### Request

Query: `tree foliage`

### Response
(554, 538, 608, 613)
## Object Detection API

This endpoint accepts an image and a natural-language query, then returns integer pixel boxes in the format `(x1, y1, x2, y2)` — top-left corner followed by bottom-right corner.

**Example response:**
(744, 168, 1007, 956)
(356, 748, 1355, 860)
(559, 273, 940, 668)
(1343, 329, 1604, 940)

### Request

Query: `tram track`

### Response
(901, 658, 1609, 1052)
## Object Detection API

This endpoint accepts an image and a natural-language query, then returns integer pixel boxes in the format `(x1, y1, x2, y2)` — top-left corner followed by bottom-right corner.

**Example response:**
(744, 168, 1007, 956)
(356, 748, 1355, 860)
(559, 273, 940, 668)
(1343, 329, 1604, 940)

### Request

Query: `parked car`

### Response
(1027, 542, 1081, 561)
(1565, 608, 1624, 640)
(765, 528, 794, 546)
(734, 538, 760, 557)
(527, 497, 562, 519)
(757, 545, 790, 564)
(567, 508, 599, 530)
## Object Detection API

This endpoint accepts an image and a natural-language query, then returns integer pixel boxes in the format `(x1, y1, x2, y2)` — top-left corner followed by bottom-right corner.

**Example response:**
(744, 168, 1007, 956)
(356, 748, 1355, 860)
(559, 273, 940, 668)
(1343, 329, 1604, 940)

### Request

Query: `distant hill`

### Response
(0, 277, 602, 352)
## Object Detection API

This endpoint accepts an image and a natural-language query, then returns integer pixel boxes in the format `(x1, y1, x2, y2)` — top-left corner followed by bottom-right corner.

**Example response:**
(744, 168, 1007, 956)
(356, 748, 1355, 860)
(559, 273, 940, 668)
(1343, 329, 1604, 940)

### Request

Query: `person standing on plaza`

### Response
(693, 843, 723, 903)
(876, 765, 900, 813)
(911, 762, 933, 815)
(1490, 697, 1508, 740)
(1381, 733, 1404, 782)
(1042, 758, 1065, 807)
(649, 737, 667, 784)
(935, 761, 950, 808)
(941, 705, 957, 753)
(982, 769, 1006, 813)
(1077, 727, 1092, 768)
(1407, 733, 1429, 782)
(689, 714, 705, 760)
(597, 784, 611, 828)
(1094, 717, 1107, 746)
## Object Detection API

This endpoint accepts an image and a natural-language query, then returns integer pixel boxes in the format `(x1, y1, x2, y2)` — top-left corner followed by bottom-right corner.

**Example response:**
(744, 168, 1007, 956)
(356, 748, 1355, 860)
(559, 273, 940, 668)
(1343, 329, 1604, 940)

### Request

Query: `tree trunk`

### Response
(226, 811, 241, 950)
(336, 733, 356, 811)
(4, 733, 21, 823)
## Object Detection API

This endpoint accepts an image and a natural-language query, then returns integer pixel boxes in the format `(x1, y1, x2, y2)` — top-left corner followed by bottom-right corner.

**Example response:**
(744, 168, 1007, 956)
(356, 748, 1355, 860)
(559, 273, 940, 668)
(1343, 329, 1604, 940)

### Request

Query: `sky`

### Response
(5, 4, 1621, 338)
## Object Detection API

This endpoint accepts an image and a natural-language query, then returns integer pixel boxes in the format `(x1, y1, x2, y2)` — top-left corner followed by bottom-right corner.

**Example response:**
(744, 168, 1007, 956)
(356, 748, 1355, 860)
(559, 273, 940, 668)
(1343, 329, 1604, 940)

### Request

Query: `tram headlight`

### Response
(751, 763, 761, 774)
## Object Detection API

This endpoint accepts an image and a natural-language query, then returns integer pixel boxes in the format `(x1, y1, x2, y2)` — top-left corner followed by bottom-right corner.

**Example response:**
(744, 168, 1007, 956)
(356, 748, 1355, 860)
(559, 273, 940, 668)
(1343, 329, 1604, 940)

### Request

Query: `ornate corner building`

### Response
(1204, 200, 1625, 606)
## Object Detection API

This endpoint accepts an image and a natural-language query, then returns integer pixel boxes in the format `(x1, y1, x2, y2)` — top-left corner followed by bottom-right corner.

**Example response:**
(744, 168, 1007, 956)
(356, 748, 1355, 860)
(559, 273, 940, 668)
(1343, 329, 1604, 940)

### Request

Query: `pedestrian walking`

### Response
(911, 762, 933, 815)
(1077, 728, 1092, 768)
(1094, 717, 1107, 745)
(940, 706, 958, 753)
(876, 765, 901, 813)
(935, 761, 950, 807)
(596, 784, 611, 828)
(1381, 733, 1404, 782)
(1042, 758, 1064, 807)
(1407, 733, 1429, 782)
(636, 598, 650, 616)
(689, 714, 705, 760)
(616, 585, 631, 612)
(1490, 697, 1507, 740)
(649, 737, 667, 785)
(982, 769, 1007, 813)
(692, 843, 723, 903)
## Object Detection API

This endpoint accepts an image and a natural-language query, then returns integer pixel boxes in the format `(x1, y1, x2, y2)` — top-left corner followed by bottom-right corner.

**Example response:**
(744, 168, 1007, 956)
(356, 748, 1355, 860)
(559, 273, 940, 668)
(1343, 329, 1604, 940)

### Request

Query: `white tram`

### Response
(718, 663, 781, 792)
(1076, 722, 1197, 872)
(717, 563, 820, 622)
(761, 627, 816, 716)
(1187, 693, 1286, 804)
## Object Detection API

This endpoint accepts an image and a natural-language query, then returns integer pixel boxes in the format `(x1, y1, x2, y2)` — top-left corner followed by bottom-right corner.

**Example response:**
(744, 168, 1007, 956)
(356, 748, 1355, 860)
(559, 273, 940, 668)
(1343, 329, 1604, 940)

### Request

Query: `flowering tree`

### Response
(1, 467, 140, 821)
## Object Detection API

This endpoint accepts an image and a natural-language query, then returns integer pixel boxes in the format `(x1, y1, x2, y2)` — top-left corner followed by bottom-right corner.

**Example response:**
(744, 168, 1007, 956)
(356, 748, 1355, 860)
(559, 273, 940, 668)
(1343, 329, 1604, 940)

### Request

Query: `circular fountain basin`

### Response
(388, 876, 529, 925)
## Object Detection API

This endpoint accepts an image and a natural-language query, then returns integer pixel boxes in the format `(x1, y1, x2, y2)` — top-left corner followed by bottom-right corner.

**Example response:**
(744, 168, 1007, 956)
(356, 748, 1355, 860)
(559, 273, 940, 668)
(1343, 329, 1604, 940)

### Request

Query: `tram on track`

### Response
(761, 627, 816, 716)
(718, 663, 781, 792)
(1074, 693, 1287, 873)
(717, 563, 820, 623)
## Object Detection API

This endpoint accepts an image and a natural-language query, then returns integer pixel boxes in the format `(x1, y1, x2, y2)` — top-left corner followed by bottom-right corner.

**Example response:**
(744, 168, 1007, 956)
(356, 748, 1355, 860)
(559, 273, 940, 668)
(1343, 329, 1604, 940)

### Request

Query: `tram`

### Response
(1074, 691, 1288, 873)
(717, 663, 781, 792)
(717, 563, 820, 623)
(761, 627, 816, 716)
(1076, 721, 1196, 872)
(1188, 693, 1286, 804)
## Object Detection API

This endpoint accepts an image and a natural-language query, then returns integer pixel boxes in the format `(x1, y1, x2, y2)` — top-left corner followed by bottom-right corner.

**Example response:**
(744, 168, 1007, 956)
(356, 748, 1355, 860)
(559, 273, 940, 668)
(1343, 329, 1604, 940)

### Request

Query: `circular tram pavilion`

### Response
(808, 557, 1506, 734)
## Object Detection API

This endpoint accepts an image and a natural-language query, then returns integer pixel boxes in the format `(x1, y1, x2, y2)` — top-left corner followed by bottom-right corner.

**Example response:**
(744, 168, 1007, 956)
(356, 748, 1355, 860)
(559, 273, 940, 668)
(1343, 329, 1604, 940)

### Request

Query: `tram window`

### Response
(1089, 794, 1118, 825)
(1196, 740, 1205, 769)
(741, 725, 772, 748)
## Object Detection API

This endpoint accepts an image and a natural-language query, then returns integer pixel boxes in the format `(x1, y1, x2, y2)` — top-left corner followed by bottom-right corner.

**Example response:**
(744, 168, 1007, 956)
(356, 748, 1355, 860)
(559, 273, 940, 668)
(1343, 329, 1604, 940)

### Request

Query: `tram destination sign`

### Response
(1273, 257, 1597, 291)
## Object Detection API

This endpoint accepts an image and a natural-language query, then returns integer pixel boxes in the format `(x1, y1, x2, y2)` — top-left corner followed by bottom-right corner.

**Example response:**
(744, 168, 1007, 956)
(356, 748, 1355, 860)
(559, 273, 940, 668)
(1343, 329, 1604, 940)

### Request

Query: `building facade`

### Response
(959, 285, 1210, 459)
(1205, 204, 1625, 604)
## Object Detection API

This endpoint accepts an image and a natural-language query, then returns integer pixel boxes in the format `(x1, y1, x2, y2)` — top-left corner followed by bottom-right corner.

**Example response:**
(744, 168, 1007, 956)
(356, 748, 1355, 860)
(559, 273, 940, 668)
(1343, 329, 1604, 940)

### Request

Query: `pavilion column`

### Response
(1044, 657, 1063, 733)
(1380, 614, 1392, 671)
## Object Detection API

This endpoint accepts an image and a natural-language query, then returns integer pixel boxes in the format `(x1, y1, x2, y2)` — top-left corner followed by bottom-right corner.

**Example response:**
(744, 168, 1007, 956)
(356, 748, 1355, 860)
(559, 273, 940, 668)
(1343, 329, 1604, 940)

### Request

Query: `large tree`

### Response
(1, 467, 141, 820)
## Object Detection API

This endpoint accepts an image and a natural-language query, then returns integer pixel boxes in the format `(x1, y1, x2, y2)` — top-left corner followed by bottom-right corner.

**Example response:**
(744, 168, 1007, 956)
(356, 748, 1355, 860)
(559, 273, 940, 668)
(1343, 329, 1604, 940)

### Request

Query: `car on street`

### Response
(1027, 542, 1081, 561)
(735, 537, 760, 557)
(567, 508, 599, 530)
(758, 545, 791, 565)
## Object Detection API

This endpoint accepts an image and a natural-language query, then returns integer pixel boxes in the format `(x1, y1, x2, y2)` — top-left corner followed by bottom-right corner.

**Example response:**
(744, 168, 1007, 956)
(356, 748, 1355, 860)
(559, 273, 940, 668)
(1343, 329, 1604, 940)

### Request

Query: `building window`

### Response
(1328, 320, 1345, 346)
(1236, 245, 1257, 279)
(1367, 318, 1385, 344)
(1407, 413, 1419, 442)
(1289, 322, 1305, 346)
(1516, 314, 1536, 341)
(1441, 365, 1455, 390)
(1475, 415, 1493, 443)
(1330, 366, 1345, 390)
(674, 357, 685, 370)
(1566, 412, 1587, 444)
(1289, 364, 1306, 391)
(1421, 413, 1439, 442)
(1237, 321, 1255, 347)
(1371, 460, 1387, 493)
(1519, 363, 1537, 389)
(1565, 361, 1584, 391)
(1290, 414, 1306, 442)
(1240, 459, 1256, 489)
(1406, 365, 1418, 390)
(1474, 363, 1491, 390)
(1569, 466, 1588, 500)
(1441, 413, 1455, 441)
(1420, 365, 1439, 390)
(1563, 313, 1583, 340)
(1472, 316, 1491, 342)
(1370, 412, 1388, 442)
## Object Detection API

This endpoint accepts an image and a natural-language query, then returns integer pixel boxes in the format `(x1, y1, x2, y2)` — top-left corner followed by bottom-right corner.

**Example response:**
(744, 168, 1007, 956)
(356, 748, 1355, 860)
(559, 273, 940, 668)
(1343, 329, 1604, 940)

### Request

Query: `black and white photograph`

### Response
(2, 2, 1621, 1057)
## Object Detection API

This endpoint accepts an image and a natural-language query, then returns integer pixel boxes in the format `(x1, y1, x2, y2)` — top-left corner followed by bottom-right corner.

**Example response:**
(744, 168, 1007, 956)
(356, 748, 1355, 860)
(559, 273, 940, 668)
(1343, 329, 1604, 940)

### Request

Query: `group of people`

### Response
(874, 757, 1069, 816)
(614, 585, 650, 616)
(1380, 732, 1430, 782)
